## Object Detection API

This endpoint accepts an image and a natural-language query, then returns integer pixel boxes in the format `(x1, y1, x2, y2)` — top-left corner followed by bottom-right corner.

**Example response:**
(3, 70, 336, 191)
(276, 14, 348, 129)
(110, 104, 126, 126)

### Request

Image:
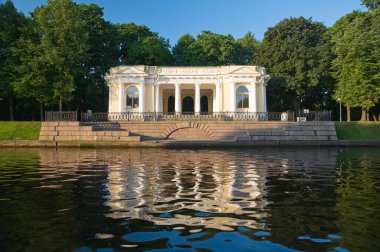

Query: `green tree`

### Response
(362, 0, 380, 10)
(188, 31, 239, 66)
(74, 3, 119, 112)
(254, 17, 334, 113)
(0, 0, 27, 120)
(13, 0, 117, 116)
(32, 0, 89, 111)
(128, 36, 172, 65)
(12, 18, 54, 120)
(115, 23, 172, 66)
(172, 34, 195, 66)
(330, 10, 380, 121)
(115, 23, 155, 64)
(236, 32, 258, 65)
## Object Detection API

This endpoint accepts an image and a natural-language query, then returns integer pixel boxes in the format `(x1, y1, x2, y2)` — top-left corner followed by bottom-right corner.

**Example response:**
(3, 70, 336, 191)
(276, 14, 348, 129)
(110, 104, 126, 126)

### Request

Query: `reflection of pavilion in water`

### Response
(36, 148, 338, 233)
(104, 150, 279, 231)
(37, 149, 290, 231)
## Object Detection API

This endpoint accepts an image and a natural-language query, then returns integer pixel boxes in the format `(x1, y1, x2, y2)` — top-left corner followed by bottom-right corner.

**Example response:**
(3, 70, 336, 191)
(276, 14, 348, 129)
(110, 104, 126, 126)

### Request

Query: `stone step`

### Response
(39, 135, 55, 141)
(58, 121, 80, 126)
(42, 122, 59, 127)
(249, 135, 330, 141)
(56, 130, 131, 137)
(235, 135, 251, 141)
(54, 135, 140, 141)
(297, 121, 334, 126)
(285, 131, 317, 136)
(40, 126, 57, 132)
(316, 131, 337, 136)
(56, 126, 93, 131)
(284, 125, 336, 131)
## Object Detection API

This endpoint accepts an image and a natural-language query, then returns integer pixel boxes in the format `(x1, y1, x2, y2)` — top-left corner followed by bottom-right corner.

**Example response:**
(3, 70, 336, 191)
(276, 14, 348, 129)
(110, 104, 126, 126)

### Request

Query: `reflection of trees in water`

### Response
(334, 148, 380, 252)
(263, 148, 339, 251)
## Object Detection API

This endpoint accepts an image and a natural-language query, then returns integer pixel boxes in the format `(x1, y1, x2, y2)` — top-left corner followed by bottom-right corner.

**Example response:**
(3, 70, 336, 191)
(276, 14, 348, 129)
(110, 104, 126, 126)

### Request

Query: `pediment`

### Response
(110, 65, 147, 75)
(228, 66, 257, 75)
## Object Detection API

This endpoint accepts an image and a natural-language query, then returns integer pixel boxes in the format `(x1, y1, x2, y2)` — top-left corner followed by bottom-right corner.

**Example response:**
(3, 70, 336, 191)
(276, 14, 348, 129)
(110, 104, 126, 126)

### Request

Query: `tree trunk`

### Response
(360, 108, 367, 121)
(59, 98, 62, 112)
(293, 99, 300, 117)
(366, 109, 370, 122)
(40, 102, 44, 121)
(9, 93, 14, 121)
(347, 106, 351, 122)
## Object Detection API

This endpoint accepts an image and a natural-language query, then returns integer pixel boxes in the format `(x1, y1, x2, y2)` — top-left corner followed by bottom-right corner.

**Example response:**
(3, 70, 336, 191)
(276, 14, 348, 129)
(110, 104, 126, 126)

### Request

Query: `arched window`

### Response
(236, 86, 249, 109)
(126, 86, 139, 109)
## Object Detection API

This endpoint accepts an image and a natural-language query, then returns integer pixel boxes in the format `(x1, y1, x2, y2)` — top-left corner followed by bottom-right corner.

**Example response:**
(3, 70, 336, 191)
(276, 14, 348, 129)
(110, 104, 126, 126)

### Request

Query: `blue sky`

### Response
(9, 0, 365, 45)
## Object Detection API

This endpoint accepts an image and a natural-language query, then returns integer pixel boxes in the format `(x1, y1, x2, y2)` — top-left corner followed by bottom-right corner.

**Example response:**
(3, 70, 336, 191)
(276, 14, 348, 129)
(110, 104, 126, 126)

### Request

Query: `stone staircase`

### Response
(236, 121, 337, 141)
(39, 122, 141, 142)
(117, 121, 294, 141)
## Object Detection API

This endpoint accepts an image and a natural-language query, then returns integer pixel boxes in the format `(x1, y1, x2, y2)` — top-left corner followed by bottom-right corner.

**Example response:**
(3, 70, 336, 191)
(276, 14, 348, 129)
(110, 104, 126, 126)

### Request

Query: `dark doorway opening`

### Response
(168, 96, 174, 113)
(182, 96, 194, 113)
(201, 96, 208, 113)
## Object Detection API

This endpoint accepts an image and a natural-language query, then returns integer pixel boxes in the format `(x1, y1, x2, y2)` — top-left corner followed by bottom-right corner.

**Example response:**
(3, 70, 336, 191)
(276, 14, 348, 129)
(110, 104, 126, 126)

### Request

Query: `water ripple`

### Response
(0, 147, 379, 251)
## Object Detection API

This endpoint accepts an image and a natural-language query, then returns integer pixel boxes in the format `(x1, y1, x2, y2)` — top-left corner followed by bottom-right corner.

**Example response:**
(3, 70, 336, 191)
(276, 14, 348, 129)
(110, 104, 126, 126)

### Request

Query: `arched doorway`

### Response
(201, 96, 208, 113)
(182, 96, 194, 113)
(167, 96, 174, 113)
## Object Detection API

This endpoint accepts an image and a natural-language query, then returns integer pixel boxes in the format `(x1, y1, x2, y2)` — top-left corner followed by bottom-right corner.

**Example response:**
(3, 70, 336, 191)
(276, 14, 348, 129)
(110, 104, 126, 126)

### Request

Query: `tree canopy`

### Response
(0, 0, 27, 120)
(0, 0, 379, 121)
(361, 0, 380, 10)
(330, 9, 380, 120)
(254, 17, 334, 113)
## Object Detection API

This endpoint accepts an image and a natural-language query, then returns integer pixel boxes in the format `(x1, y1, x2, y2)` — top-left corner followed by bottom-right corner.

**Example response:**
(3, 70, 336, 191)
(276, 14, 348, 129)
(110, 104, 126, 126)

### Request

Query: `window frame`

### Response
(126, 86, 139, 109)
(236, 85, 249, 109)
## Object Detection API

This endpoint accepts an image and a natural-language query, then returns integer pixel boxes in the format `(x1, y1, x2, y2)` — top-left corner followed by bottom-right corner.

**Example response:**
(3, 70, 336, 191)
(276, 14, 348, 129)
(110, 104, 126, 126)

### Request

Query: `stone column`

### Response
(139, 83, 144, 113)
(118, 81, 124, 113)
(230, 81, 236, 112)
(108, 83, 112, 113)
(215, 83, 221, 113)
(155, 84, 160, 112)
(195, 82, 201, 114)
(175, 83, 181, 113)
(263, 82, 267, 112)
(250, 81, 257, 112)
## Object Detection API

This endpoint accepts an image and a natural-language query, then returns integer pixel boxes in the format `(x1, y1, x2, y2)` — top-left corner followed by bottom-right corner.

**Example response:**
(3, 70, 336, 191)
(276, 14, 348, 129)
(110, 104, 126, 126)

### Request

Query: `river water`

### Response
(0, 147, 379, 252)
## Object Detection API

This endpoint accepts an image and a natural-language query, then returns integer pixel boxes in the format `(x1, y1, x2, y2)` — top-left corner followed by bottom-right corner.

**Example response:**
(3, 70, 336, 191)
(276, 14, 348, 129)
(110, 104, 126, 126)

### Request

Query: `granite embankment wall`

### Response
(35, 121, 338, 146)
(2, 120, 379, 147)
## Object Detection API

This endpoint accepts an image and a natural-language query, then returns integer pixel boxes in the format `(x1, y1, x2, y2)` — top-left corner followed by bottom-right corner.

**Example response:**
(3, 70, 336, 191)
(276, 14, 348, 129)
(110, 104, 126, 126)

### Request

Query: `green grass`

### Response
(335, 122, 380, 140)
(0, 122, 41, 140)
(80, 143, 95, 148)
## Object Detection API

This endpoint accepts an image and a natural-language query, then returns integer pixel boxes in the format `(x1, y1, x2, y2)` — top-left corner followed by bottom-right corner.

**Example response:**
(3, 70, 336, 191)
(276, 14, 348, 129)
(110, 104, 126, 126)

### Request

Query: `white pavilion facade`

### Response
(105, 65, 270, 114)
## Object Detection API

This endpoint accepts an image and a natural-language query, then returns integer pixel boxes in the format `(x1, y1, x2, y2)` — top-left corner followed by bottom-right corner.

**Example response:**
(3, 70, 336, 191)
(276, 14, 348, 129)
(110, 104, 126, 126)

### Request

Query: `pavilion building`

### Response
(105, 65, 270, 114)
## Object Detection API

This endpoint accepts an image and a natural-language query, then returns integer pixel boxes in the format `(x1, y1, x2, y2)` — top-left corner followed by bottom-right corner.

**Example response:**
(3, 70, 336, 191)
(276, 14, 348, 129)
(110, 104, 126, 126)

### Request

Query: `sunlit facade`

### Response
(105, 65, 270, 114)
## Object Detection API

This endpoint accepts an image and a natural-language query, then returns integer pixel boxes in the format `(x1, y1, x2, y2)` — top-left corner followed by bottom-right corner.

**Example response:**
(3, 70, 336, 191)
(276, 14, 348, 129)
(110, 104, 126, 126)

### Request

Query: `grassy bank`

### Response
(335, 122, 380, 140)
(0, 122, 41, 140)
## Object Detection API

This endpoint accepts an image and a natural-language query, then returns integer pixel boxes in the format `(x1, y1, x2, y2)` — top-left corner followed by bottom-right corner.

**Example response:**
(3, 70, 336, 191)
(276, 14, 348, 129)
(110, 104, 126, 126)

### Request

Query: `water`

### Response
(0, 147, 379, 252)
